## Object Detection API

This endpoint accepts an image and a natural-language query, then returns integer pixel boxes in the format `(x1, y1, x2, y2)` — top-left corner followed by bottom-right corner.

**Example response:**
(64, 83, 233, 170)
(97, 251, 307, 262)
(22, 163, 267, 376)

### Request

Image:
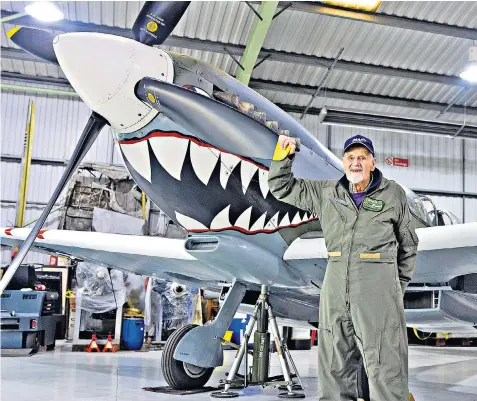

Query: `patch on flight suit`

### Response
(363, 197, 384, 212)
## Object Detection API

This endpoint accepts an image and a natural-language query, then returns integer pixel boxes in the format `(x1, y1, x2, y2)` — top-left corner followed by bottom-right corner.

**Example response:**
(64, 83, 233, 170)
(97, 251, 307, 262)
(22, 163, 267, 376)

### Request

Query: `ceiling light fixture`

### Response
(24, 1, 64, 22)
(460, 46, 477, 84)
(321, 0, 382, 12)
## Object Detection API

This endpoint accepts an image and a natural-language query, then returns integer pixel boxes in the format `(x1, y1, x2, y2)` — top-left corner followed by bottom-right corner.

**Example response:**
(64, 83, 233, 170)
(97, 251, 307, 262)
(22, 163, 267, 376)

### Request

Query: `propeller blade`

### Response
(0, 113, 108, 294)
(132, 1, 190, 46)
(7, 26, 59, 65)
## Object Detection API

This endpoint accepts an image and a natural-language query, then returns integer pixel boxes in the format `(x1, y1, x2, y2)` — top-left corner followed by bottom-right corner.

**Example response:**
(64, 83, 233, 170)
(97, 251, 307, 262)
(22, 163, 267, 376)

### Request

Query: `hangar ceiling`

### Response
(1, 1, 477, 135)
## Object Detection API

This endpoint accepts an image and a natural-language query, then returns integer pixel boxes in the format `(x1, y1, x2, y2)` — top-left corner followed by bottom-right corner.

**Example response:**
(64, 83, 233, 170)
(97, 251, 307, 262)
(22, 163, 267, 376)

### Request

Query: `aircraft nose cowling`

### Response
(135, 78, 279, 159)
(53, 33, 174, 132)
(53, 33, 133, 108)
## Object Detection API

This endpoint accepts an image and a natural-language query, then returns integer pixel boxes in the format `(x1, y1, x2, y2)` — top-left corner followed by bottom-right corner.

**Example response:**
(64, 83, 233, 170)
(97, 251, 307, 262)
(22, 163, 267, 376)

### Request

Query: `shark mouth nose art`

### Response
(118, 131, 318, 234)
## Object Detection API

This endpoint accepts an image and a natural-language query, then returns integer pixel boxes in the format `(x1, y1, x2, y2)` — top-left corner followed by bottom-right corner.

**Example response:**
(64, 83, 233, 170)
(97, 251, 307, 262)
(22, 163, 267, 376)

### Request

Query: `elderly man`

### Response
(268, 134, 419, 401)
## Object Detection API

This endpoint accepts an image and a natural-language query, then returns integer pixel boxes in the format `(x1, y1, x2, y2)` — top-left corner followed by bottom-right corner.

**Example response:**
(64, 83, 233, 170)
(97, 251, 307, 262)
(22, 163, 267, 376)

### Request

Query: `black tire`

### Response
(161, 324, 214, 390)
(26, 333, 40, 354)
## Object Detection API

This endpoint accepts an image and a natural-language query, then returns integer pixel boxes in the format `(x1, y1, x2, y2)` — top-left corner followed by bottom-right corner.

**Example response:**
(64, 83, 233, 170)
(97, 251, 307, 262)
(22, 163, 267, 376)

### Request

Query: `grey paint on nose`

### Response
(135, 77, 279, 159)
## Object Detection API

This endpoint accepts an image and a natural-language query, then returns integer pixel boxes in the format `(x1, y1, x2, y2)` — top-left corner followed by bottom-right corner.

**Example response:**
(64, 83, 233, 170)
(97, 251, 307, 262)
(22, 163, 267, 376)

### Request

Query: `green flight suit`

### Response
(268, 155, 419, 401)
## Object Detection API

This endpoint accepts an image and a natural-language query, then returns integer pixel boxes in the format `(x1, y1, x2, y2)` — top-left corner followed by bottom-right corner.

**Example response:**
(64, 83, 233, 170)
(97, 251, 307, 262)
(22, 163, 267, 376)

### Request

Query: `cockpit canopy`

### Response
(400, 186, 461, 227)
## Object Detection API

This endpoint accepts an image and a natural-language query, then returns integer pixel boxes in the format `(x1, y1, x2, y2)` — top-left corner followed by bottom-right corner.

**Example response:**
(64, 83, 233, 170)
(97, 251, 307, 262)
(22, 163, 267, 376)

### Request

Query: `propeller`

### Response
(132, 1, 190, 46)
(8, 1, 190, 64)
(0, 113, 108, 294)
(7, 26, 59, 64)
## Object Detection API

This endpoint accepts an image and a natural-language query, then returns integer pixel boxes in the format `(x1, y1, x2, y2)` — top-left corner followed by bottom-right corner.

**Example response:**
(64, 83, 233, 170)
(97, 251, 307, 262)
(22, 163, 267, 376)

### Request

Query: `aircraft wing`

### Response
(0, 227, 232, 286)
(284, 222, 477, 283)
(0, 227, 309, 288)
(3, 223, 476, 287)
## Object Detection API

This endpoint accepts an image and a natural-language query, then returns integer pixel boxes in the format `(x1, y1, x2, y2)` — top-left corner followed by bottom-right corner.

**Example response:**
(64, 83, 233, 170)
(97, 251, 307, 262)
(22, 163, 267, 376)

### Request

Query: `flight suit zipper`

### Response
(340, 184, 383, 311)
(342, 190, 358, 311)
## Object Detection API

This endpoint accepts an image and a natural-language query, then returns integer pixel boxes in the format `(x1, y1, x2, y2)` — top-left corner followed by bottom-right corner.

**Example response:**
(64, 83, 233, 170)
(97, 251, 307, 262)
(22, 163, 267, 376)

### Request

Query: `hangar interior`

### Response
(1, 1, 477, 401)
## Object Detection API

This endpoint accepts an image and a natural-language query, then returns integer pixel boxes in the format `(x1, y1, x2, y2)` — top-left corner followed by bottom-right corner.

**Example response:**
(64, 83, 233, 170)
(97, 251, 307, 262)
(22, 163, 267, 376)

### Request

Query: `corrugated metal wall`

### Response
(1, 82, 117, 264)
(465, 139, 477, 193)
(463, 139, 477, 224)
(1, 84, 476, 264)
(1, 81, 115, 163)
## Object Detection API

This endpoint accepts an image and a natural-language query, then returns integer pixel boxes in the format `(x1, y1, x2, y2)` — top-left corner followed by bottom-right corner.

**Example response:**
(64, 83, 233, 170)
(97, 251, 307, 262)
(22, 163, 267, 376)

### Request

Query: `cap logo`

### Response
(352, 137, 366, 143)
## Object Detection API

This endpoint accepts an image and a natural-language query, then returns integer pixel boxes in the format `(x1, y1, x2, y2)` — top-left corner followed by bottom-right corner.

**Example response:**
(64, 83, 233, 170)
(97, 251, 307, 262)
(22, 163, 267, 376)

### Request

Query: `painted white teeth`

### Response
(264, 211, 280, 230)
(120, 141, 151, 182)
(142, 134, 311, 233)
(235, 206, 252, 230)
(258, 169, 269, 198)
(220, 153, 241, 189)
(189, 141, 220, 185)
(291, 212, 301, 225)
(149, 136, 188, 181)
(175, 211, 207, 230)
(240, 161, 258, 194)
(250, 213, 267, 232)
(279, 213, 290, 227)
(210, 205, 231, 229)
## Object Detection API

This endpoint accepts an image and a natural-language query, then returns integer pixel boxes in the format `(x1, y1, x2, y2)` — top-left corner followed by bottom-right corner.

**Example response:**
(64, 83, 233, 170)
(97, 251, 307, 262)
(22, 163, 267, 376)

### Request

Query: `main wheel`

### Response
(161, 324, 215, 390)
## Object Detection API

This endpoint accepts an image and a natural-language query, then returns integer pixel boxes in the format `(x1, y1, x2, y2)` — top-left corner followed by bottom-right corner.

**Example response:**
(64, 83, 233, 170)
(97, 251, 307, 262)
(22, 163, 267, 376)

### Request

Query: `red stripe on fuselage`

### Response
(118, 130, 268, 171)
(187, 217, 320, 235)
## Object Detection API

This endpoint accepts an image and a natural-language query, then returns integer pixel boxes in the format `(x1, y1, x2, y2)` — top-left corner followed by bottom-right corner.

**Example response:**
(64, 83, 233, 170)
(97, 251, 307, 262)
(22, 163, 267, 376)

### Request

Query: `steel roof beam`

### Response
(235, 1, 279, 85)
(279, 2, 477, 40)
(275, 105, 477, 139)
(2, 70, 476, 116)
(251, 79, 477, 116)
(0, 10, 467, 87)
(3, 70, 476, 138)
(1, 71, 71, 86)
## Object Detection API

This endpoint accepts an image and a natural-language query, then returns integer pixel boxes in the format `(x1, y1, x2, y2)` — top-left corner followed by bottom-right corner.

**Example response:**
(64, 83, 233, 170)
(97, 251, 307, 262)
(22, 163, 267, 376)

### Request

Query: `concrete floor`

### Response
(1, 344, 477, 401)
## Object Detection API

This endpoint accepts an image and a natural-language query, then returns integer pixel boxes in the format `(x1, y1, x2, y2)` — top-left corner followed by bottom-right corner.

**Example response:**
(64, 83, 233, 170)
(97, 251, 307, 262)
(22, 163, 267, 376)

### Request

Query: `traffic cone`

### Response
(86, 334, 100, 352)
(409, 393, 416, 401)
(102, 334, 115, 352)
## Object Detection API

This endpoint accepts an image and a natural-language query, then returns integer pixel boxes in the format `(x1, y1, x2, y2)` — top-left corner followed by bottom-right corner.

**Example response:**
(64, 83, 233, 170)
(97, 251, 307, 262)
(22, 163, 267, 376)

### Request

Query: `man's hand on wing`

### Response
(278, 135, 297, 155)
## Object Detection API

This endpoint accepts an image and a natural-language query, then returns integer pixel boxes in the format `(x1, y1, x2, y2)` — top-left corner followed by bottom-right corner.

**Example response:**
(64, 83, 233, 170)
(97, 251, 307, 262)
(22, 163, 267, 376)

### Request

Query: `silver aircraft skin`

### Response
(2, 32, 477, 354)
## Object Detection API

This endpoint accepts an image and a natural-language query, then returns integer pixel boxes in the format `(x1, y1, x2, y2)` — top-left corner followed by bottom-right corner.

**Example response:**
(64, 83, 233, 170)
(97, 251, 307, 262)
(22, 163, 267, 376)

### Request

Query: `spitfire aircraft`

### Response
(1, 1, 477, 394)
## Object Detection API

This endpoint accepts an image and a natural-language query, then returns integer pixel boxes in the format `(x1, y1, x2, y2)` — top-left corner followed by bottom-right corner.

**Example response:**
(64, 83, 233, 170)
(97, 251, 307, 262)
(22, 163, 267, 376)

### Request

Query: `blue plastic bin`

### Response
(228, 315, 251, 345)
(122, 317, 144, 350)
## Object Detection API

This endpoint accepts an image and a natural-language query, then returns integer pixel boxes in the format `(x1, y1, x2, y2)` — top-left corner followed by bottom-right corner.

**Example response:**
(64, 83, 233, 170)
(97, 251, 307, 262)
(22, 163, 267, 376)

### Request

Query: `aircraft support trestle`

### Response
(211, 285, 305, 399)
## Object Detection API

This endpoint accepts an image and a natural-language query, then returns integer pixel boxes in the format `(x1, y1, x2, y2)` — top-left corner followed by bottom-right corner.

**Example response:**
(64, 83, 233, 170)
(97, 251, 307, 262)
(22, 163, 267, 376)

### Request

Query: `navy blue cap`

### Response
(343, 134, 375, 156)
